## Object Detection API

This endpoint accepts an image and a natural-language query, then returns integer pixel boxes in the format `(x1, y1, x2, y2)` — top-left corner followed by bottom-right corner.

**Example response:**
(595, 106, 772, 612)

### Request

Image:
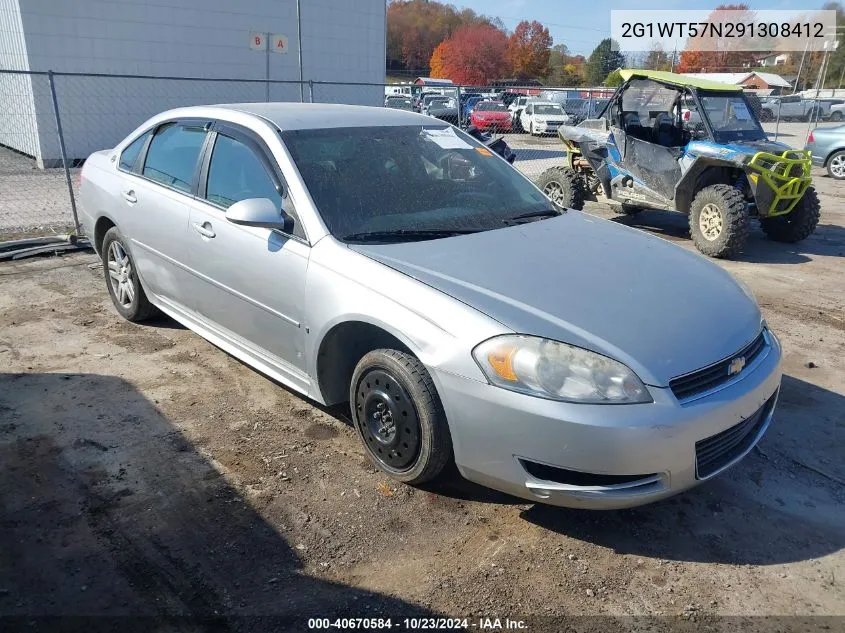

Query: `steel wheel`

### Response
(107, 240, 135, 308)
(355, 368, 421, 471)
(699, 203, 723, 241)
(828, 152, 845, 179)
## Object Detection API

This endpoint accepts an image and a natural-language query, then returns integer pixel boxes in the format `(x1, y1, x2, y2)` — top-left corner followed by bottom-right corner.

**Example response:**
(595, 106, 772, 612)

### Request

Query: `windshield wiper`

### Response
(502, 208, 562, 225)
(341, 228, 479, 243)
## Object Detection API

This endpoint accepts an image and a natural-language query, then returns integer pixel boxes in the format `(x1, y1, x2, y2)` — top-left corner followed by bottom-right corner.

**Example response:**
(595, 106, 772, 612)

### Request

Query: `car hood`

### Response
(349, 213, 761, 387)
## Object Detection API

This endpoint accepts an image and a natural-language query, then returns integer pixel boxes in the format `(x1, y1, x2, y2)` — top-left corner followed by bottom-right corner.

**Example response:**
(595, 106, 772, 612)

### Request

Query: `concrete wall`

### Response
(3, 0, 385, 163)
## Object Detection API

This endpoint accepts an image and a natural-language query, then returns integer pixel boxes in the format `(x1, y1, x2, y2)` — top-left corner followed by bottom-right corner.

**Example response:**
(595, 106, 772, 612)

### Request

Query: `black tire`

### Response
(760, 109, 774, 122)
(759, 187, 821, 243)
(350, 349, 452, 485)
(619, 204, 642, 216)
(536, 166, 586, 210)
(826, 150, 845, 180)
(831, 111, 844, 122)
(101, 226, 157, 322)
(688, 184, 749, 258)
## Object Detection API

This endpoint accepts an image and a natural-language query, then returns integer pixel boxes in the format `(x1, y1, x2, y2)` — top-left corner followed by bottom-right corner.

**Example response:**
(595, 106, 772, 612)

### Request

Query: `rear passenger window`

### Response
(205, 134, 282, 210)
(142, 123, 207, 193)
(118, 132, 150, 172)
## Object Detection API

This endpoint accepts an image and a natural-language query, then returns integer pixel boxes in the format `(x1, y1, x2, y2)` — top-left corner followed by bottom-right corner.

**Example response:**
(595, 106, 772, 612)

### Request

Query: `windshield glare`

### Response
(700, 94, 765, 142)
(282, 125, 551, 241)
(535, 105, 563, 115)
(476, 102, 507, 111)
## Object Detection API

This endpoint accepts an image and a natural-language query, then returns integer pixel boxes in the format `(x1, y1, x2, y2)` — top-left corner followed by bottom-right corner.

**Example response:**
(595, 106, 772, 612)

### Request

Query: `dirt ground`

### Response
(1, 170, 844, 631)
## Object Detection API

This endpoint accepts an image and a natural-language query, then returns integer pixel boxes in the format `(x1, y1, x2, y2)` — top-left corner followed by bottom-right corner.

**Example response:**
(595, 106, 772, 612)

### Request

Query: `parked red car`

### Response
(469, 101, 512, 132)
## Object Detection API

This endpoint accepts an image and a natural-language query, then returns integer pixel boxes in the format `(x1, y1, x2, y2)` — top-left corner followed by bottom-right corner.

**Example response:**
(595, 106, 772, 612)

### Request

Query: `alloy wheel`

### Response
(355, 368, 421, 471)
(107, 240, 135, 308)
(543, 181, 566, 206)
(830, 154, 845, 178)
(699, 203, 723, 241)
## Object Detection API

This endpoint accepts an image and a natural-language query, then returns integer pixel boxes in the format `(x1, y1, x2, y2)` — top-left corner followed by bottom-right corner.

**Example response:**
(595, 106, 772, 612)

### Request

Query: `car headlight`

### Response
(472, 335, 652, 404)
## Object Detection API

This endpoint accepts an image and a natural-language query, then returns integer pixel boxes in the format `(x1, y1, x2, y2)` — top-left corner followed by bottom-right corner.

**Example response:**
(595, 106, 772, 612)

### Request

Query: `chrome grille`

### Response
(670, 330, 768, 402)
(695, 392, 777, 479)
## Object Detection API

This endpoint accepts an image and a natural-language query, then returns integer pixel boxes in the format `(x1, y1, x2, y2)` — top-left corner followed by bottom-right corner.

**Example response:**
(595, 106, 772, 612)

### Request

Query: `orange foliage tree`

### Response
(429, 41, 449, 78)
(676, 4, 760, 73)
(505, 20, 553, 79)
(431, 24, 509, 85)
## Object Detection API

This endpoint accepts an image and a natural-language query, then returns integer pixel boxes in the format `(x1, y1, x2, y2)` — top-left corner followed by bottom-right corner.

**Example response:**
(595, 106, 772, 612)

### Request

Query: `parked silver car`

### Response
(79, 103, 782, 509)
(805, 125, 845, 180)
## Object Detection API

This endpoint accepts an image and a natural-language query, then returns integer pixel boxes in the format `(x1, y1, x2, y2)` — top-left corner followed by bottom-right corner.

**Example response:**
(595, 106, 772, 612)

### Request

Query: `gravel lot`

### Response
(0, 120, 843, 630)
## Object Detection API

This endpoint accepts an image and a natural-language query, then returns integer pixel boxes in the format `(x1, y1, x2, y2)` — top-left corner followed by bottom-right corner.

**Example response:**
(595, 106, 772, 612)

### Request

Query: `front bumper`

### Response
(473, 120, 512, 131)
(532, 121, 566, 134)
(434, 331, 782, 509)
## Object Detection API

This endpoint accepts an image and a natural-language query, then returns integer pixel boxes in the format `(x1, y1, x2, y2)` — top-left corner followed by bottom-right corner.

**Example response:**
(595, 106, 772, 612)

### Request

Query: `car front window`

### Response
(699, 93, 766, 142)
(282, 125, 552, 242)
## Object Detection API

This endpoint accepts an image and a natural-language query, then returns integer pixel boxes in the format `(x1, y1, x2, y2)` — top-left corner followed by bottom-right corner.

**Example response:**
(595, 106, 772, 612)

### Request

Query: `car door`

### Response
(521, 103, 533, 131)
(117, 119, 209, 309)
(183, 122, 310, 380)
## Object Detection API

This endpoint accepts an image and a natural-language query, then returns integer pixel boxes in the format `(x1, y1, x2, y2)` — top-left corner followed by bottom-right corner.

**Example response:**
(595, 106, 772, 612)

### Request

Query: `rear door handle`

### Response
(122, 189, 137, 204)
(192, 222, 216, 239)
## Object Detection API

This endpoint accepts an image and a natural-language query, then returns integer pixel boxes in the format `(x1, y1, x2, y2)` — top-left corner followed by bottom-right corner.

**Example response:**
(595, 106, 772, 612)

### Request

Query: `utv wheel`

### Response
(102, 227, 157, 322)
(826, 150, 845, 180)
(537, 166, 586, 210)
(350, 349, 452, 485)
(759, 187, 821, 243)
(689, 184, 749, 258)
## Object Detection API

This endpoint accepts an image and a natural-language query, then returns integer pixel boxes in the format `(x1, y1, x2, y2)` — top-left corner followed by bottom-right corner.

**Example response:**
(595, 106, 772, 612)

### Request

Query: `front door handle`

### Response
(122, 189, 137, 204)
(192, 222, 216, 239)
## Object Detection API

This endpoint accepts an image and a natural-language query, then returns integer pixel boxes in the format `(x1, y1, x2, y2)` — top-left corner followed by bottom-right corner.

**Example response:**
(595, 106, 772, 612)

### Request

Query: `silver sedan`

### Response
(79, 103, 781, 509)
(805, 125, 845, 180)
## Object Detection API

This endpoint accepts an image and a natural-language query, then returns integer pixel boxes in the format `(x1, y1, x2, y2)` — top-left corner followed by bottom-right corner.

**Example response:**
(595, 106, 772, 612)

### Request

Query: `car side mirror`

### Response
(225, 197, 294, 233)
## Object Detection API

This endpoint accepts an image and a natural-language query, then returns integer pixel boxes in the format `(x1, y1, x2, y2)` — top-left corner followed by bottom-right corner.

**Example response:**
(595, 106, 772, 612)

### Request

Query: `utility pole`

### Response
(793, 41, 809, 94)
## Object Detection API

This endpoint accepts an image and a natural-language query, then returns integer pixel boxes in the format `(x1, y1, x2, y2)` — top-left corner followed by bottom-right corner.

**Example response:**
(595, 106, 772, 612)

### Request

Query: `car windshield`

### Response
(476, 102, 507, 112)
(699, 93, 766, 143)
(282, 125, 553, 242)
(534, 105, 564, 116)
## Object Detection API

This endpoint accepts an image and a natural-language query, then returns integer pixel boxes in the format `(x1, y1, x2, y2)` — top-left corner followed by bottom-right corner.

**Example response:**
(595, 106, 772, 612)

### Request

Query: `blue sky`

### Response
(456, 0, 830, 56)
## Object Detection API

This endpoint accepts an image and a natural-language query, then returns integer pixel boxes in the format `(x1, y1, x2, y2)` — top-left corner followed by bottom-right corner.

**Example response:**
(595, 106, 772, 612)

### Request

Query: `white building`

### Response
(0, 0, 386, 166)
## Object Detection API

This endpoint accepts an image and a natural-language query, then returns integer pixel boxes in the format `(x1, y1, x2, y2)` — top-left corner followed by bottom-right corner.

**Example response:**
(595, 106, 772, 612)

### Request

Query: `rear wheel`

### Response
(830, 111, 844, 122)
(350, 349, 452, 485)
(536, 166, 586, 210)
(759, 187, 821, 243)
(826, 150, 845, 180)
(102, 227, 158, 322)
(760, 109, 774, 122)
(688, 184, 749, 258)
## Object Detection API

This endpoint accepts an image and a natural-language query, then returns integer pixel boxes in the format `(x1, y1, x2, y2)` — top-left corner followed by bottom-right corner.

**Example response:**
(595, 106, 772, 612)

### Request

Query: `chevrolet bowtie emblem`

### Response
(728, 356, 746, 376)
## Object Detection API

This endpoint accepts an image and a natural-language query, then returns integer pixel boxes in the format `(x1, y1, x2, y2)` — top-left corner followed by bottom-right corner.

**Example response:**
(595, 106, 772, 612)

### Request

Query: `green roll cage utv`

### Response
(536, 69, 820, 258)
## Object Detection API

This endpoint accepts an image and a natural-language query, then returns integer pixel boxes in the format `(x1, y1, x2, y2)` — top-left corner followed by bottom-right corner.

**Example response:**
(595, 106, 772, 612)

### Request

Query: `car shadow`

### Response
(611, 210, 845, 263)
(518, 374, 845, 566)
(0, 372, 437, 628)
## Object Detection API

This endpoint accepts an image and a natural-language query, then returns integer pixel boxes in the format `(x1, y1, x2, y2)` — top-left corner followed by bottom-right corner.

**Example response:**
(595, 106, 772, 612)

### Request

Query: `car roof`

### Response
(529, 101, 562, 107)
(211, 102, 435, 130)
(619, 69, 743, 92)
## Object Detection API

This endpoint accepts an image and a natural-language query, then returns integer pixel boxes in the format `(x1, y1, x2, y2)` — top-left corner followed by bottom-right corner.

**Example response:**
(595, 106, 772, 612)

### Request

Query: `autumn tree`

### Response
(545, 44, 586, 86)
(434, 24, 509, 85)
(505, 20, 553, 79)
(387, 0, 496, 75)
(429, 41, 449, 78)
(676, 4, 760, 72)
(586, 39, 626, 85)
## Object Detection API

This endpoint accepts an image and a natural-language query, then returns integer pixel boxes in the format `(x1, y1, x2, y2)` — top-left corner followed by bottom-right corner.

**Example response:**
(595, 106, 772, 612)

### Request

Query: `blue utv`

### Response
(536, 70, 820, 258)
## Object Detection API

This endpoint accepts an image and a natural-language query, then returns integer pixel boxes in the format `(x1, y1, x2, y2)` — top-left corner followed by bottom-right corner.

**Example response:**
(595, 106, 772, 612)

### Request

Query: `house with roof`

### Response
(682, 72, 793, 95)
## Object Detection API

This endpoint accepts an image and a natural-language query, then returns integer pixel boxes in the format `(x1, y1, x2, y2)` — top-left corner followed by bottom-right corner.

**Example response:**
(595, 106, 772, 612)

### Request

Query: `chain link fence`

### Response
(0, 69, 837, 245)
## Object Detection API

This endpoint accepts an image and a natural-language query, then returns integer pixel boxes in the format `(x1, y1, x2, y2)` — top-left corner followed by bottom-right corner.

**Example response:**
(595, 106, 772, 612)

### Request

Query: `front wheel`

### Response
(536, 166, 587, 210)
(350, 349, 452, 485)
(759, 187, 821, 243)
(688, 184, 749, 258)
(830, 111, 844, 122)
